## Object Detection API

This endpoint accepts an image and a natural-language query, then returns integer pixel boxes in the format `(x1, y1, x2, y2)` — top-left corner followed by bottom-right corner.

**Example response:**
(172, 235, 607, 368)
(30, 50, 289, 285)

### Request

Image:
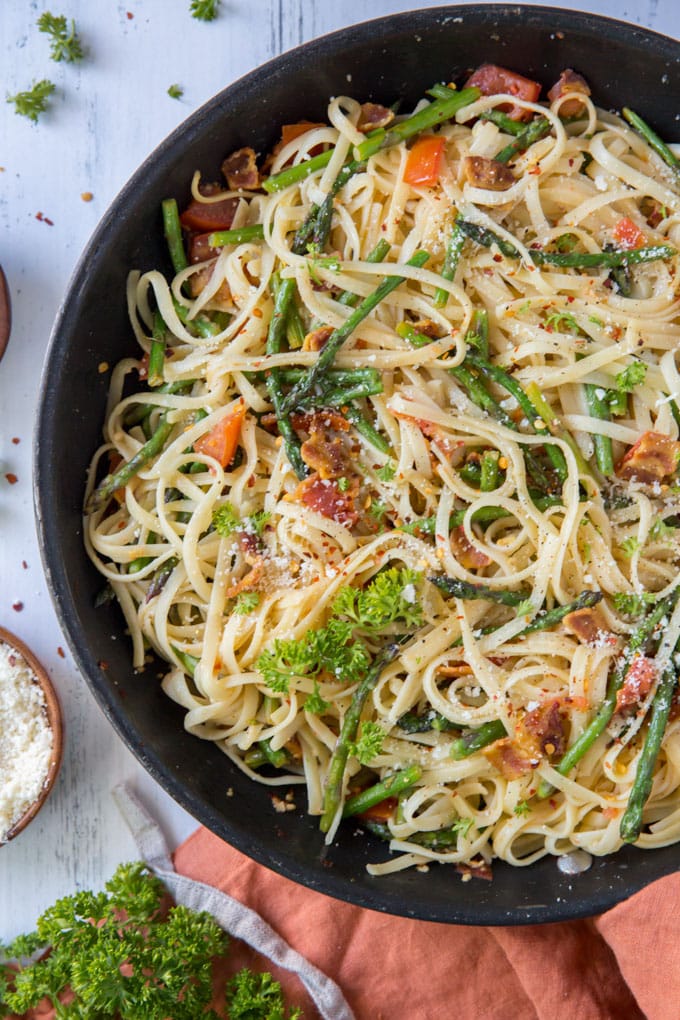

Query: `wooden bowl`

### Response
(0, 627, 63, 842)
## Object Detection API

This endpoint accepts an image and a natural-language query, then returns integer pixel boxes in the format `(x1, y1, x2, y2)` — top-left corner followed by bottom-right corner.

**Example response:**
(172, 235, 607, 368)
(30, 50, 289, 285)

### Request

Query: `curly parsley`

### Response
(6, 79, 55, 122)
(615, 360, 647, 393)
(190, 0, 221, 21)
(234, 592, 260, 615)
(350, 721, 386, 764)
(226, 969, 302, 1020)
(37, 12, 84, 62)
(167, 83, 184, 100)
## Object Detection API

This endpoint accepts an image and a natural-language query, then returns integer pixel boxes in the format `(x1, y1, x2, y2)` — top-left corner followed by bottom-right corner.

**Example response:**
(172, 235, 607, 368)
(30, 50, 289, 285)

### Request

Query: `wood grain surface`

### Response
(0, 0, 678, 940)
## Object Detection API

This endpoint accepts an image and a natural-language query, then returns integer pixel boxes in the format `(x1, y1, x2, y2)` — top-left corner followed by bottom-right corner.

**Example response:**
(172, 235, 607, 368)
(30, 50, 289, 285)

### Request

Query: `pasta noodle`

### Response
(85, 65, 680, 877)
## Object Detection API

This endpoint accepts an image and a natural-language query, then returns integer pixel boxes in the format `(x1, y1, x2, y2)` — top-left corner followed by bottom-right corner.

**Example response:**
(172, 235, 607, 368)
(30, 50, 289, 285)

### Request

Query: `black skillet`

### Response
(35, 6, 680, 924)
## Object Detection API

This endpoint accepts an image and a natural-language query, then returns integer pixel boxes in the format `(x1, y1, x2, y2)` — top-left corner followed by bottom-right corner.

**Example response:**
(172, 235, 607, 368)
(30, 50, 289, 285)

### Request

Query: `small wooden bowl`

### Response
(0, 627, 63, 843)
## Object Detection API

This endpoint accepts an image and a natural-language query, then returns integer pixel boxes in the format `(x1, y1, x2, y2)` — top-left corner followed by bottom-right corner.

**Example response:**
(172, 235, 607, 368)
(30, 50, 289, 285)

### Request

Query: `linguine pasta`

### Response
(85, 66, 680, 878)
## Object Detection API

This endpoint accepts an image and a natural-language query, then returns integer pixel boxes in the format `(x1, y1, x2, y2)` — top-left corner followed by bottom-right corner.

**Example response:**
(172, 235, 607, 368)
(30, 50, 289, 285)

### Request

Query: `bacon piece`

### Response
(483, 738, 537, 779)
(295, 474, 359, 527)
(547, 69, 591, 118)
(300, 432, 347, 480)
(520, 700, 568, 757)
(224, 560, 263, 599)
(357, 102, 395, 133)
(456, 858, 493, 881)
(411, 318, 442, 340)
(180, 196, 238, 232)
(450, 524, 491, 569)
(303, 325, 334, 352)
(436, 663, 475, 678)
(291, 410, 350, 435)
(563, 605, 615, 647)
(462, 156, 515, 191)
(187, 232, 220, 264)
(222, 147, 259, 190)
(464, 63, 541, 121)
(616, 431, 680, 484)
(615, 655, 658, 712)
(188, 265, 231, 304)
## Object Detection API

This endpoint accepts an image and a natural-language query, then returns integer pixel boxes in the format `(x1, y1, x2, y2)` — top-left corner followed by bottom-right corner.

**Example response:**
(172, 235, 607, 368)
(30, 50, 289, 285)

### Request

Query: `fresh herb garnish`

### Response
(514, 597, 534, 618)
(37, 12, 83, 62)
(6, 79, 56, 122)
(190, 0, 220, 20)
(612, 591, 656, 616)
(226, 969, 302, 1020)
(213, 501, 240, 536)
(349, 721, 386, 764)
(544, 309, 580, 333)
(620, 536, 641, 558)
(234, 592, 260, 615)
(514, 800, 531, 817)
(305, 681, 330, 715)
(167, 83, 184, 99)
(615, 361, 647, 392)
(332, 566, 423, 631)
(376, 462, 397, 483)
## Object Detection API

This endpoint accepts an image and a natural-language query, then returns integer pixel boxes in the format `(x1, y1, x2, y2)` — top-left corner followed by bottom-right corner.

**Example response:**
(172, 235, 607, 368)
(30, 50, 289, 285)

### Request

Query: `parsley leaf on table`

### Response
(6, 80, 56, 123)
(38, 12, 84, 62)
(190, 0, 221, 20)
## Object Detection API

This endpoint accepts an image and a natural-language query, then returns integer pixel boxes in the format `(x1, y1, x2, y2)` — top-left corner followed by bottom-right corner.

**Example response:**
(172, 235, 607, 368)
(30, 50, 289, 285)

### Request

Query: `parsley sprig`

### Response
(38, 12, 84, 62)
(349, 720, 386, 764)
(213, 501, 271, 538)
(190, 0, 221, 20)
(256, 567, 424, 694)
(6, 79, 55, 122)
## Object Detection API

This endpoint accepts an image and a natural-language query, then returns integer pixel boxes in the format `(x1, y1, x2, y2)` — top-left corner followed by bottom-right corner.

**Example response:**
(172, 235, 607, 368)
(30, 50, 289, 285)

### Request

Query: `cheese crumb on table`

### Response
(0, 641, 53, 842)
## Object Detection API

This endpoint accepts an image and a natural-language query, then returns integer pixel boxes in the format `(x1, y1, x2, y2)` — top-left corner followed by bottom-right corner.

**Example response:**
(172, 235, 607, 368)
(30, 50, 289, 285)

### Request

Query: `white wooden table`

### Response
(0, 0, 677, 940)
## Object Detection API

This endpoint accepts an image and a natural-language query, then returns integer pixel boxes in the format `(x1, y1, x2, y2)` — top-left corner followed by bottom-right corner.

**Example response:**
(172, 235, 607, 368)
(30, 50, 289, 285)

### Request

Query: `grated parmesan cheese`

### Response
(0, 641, 53, 842)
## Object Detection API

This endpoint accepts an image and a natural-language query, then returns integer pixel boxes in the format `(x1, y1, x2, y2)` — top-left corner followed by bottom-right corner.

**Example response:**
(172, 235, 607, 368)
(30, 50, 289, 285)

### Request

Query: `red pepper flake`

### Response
(98, 659, 109, 670)
(12, 601, 24, 612)
(126, 10, 134, 18)
(5, 473, 18, 485)
(35, 212, 54, 226)
(8, 655, 17, 667)
(57, 646, 66, 658)
(21, 560, 28, 569)
(11, 437, 20, 445)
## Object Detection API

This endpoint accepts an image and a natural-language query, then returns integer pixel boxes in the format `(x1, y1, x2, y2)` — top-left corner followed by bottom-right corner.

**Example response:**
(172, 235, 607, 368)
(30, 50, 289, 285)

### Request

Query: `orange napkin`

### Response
(176, 827, 680, 1020)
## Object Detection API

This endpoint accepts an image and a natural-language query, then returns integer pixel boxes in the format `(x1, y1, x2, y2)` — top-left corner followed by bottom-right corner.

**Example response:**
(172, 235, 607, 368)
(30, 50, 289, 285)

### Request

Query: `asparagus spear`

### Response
(265, 274, 307, 480)
(172, 647, 200, 676)
(207, 224, 265, 246)
(456, 218, 676, 267)
(356, 86, 480, 160)
(342, 763, 422, 818)
(620, 665, 677, 843)
(622, 107, 680, 178)
(517, 590, 603, 637)
(162, 198, 188, 274)
(494, 117, 551, 164)
(584, 380, 615, 475)
(451, 719, 507, 759)
(292, 160, 363, 255)
(337, 239, 391, 307)
(556, 593, 678, 778)
(145, 556, 179, 602)
(481, 108, 527, 136)
(397, 710, 460, 734)
(87, 415, 173, 512)
(320, 643, 401, 832)
(480, 451, 500, 491)
(148, 311, 166, 387)
(433, 222, 465, 307)
(361, 817, 473, 849)
(124, 379, 196, 427)
(280, 250, 429, 414)
(343, 404, 392, 454)
(431, 576, 531, 607)
(263, 150, 334, 194)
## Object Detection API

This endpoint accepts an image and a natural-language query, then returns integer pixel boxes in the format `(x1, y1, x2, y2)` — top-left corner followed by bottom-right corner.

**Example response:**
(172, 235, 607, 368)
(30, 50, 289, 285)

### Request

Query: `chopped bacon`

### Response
(180, 196, 238, 232)
(563, 605, 615, 647)
(520, 700, 568, 757)
(641, 197, 666, 229)
(188, 265, 231, 304)
(295, 474, 359, 527)
(224, 560, 263, 599)
(462, 155, 515, 191)
(450, 524, 491, 569)
(238, 530, 262, 563)
(358, 797, 398, 823)
(547, 69, 591, 118)
(483, 738, 537, 779)
(303, 325, 334, 352)
(616, 655, 658, 712)
(464, 63, 541, 121)
(222, 147, 259, 190)
(357, 102, 395, 133)
(291, 409, 350, 434)
(456, 858, 493, 881)
(411, 318, 442, 340)
(187, 232, 220, 264)
(436, 663, 475, 678)
(301, 432, 347, 480)
(616, 431, 680, 484)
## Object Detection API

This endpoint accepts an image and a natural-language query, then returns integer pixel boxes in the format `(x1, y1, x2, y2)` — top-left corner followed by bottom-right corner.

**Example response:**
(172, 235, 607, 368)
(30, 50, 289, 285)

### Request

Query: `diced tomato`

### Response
(180, 196, 238, 232)
(193, 402, 246, 468)
(280, 121, 326, 147)
(403, 136, 446, 187)
(612, 217, 646, 250)
(465, 63, 541, 121)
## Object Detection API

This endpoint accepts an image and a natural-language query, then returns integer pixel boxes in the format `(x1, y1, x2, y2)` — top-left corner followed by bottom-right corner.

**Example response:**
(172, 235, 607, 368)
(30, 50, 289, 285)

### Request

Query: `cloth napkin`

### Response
(172, 824, 680, 1020)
